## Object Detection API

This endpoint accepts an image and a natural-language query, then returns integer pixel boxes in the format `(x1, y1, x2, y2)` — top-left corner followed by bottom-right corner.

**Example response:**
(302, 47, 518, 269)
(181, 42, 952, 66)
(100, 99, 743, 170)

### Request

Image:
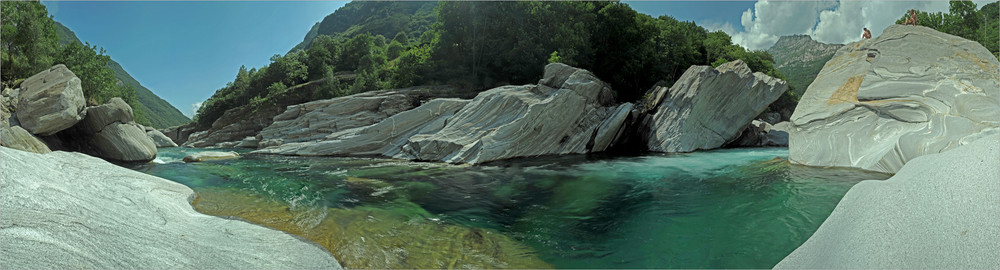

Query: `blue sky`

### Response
(40, 1, 992, 118)
(42, 1, 348, 117)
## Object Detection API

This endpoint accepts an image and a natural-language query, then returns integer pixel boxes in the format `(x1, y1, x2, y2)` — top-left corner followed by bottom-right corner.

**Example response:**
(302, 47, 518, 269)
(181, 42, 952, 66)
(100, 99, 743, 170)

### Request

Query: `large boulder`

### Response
(90, 122, 157, 162)
(399, 63, 629, 164)
(146, 129, 178, 148)
(645, 60, 788, 152)
(0, 125, 51, 153)
(160, 124, 197, 146)
(775, 134, 999, 269)
(0, 147, 341, 269)
(183, 151, 240, 162)
(76, 97, 133, 134)
(14, 64, 86, 135)
(787, 25, 1000, 173)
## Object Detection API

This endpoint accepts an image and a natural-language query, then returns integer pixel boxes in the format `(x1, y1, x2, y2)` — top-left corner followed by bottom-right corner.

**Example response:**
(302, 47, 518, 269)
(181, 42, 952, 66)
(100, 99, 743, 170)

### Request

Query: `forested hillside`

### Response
(2, 1, 190, 128)
(54, 22, 191, 128)
(194, 1, 798, 129)
(767, 35, 841, 95)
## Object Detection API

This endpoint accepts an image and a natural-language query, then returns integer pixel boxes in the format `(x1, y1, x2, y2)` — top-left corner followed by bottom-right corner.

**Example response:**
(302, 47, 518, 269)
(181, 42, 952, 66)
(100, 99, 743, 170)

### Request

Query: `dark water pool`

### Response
(129, 147, 890, 269)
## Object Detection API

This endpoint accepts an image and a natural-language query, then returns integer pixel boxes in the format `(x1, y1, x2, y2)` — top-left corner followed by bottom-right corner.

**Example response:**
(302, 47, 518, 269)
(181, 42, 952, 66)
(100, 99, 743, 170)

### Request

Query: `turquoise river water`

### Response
(128, 147, 890, 269)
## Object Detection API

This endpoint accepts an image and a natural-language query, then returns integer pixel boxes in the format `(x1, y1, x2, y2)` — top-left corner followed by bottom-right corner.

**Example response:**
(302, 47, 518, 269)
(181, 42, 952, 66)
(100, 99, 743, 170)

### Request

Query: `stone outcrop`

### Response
(257, 87, 452, 148)
(775, 134, 999, 269)
(182, 151, 240, 162)
(0, 125, 51, 153)
(396, 63, 629, 164)
(161, 124, 197, 146)
(73, 98, 157, 162)
(14, 64, 86, 136)
(146, 129, 177, 147)
(0, 147, 341, 269)
(787, 25, 999, 173)
(256, 63, 634, 164)
(256, 98, 470, 156)
(645, 60, 789, 152)
(728, 120, 788, 147)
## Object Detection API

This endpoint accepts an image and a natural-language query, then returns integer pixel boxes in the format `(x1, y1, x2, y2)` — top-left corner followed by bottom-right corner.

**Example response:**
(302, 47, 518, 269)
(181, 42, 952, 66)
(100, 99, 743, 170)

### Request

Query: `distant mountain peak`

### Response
(768, 35, 844, 94)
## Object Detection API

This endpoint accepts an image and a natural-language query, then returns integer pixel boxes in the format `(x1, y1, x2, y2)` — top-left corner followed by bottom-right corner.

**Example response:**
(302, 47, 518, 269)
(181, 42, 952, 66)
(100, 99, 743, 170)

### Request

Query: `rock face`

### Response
(775, 134, 999, 269)
(787, 25, 1000, 173)
(398, 63, 627, 164)
(257, 88, 443, 148)
(257, 63, 634, 164)
(256, 98, 470, 156)
(14, 64, 86, 136)
(0, 147, 341, 269)
(645, 60, 788, 152)
(728, 120, 788, 147)
(161, 124, 197, 146)
(146, 129, 178, 147)
(75, 98, 157, 162)
(182, 151, 240, 162)
(0, 125, 51, 153)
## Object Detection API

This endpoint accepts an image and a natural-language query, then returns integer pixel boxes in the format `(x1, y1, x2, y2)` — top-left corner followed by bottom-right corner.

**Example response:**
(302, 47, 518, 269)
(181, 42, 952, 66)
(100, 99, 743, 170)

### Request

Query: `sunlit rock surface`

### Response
(183, 151, 240, 162)
(787, 25, 1000, 173)
(15, 65, 86, 136)
(645, 60, 788, 152)
(776, 134, 1000, 268)
(0, 147, 341, 269)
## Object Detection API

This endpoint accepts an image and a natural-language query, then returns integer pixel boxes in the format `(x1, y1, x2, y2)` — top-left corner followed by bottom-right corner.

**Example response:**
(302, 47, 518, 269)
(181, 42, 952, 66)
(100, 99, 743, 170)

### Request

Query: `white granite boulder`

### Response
(146, 128, 178, 148)
(0, 147, 341, 269)
(15, 64, 86, 135)
(183, 151, 240, 162)
(0, 125, 51, 153)
(775, 134, 999, 269)
(645, 60, 788, 152)
(787, 25, 1000, 173)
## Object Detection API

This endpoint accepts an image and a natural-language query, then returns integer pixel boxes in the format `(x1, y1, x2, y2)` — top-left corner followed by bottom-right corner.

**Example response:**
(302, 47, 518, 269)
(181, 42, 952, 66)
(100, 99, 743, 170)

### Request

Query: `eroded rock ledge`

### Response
(0, 147, 341, 269)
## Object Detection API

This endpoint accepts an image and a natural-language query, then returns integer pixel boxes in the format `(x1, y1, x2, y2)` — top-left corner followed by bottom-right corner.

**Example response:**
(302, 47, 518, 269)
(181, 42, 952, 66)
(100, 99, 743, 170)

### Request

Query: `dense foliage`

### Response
(195, 1, 797, 128)
(1, 1, 152, 125)
(896, 0, 1000, 59)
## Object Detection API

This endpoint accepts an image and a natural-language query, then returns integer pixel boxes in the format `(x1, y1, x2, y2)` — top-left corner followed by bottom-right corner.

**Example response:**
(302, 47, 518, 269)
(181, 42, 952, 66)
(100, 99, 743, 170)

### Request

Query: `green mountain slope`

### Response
(289, 1, 437, 52)
(767, 35, 842, 95)
(54, 22, 191, 128)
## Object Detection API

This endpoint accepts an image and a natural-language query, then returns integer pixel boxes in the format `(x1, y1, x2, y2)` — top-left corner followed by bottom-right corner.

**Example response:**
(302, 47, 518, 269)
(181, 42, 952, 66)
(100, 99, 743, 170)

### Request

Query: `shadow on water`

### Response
(129, 147, 890, 269)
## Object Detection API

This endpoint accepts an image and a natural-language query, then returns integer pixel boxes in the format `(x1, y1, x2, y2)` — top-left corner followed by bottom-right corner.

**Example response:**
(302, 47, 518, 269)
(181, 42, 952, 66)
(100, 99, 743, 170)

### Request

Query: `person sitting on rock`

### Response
(862, 28, 872, 39)
(903, 9, 918, 26)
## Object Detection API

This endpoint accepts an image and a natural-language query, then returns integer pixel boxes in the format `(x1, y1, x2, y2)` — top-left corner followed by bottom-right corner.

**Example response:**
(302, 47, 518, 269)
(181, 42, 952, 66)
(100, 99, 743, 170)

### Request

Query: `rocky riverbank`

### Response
(0, 147, 342, 269)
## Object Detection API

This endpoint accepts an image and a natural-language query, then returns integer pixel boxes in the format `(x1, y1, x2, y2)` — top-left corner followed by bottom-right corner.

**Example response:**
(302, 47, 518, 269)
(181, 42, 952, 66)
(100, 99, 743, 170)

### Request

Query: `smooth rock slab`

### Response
(787, 25, 1000, 173)
(775, 134, 1000, 269)
(183, 151, 240, 162)
(0, 147, 341, 269)
(15, 64, 86, 136)
(646, 60, 788, 152)
(146, 129, 178, 148)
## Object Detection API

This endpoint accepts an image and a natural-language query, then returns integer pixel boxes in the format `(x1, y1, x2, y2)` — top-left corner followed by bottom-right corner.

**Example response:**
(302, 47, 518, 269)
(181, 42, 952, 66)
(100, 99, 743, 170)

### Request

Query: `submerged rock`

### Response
(0, 147, 341, 269)
(15, 64, 86, 136)
(183, 151, 240, 162)
(645, 60, 788, 152)
(192, 187, 551, 269)
(787, 25, 999, 173)
(775, 134, 999, 268)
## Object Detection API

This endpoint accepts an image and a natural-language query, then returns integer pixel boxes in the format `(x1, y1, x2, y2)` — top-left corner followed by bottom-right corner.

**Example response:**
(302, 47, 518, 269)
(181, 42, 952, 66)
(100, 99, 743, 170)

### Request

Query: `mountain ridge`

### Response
(767, 34, 842, 95)
(54, 21, 191, 129)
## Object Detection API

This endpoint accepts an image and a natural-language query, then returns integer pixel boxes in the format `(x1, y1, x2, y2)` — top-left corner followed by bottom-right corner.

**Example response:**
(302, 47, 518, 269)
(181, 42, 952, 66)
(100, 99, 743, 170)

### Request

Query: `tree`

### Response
(1, 1, 58, 81)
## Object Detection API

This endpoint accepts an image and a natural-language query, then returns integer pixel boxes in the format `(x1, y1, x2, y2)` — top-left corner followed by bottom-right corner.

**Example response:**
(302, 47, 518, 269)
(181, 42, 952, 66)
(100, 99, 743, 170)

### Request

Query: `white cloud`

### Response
(191, 102, 203, 117)
(726, 0, 962, 50)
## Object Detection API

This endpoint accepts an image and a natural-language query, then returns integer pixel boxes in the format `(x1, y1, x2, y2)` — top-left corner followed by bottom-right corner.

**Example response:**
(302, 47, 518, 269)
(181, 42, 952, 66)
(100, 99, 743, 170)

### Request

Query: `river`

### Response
(128, 147, 890, 268)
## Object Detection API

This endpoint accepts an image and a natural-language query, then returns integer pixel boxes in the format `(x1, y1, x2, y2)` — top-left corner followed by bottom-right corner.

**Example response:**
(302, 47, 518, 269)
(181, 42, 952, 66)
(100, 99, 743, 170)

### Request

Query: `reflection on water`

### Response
(129, 147, 890, 269)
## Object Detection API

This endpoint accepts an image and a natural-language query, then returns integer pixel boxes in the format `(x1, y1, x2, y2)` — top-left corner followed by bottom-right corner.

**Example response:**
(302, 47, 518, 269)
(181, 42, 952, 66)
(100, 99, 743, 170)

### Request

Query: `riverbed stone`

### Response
(787, 25, 1000, 173)
(0, 147, 341, 269)
(775, 134, 1000, 269)
(645, 60, 788, 152)
(183, 151, 240, 162)
(91, 122, 158, 162)
(146, 128, 178, 148)
(0, 125, 51, 153)
(15, 64, 86, 136)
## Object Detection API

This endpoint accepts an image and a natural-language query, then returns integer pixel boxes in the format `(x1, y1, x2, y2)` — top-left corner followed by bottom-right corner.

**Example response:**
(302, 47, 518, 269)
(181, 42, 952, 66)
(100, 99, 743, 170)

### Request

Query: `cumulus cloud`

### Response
(191, 102, 203, 117)
(730, 0, 837, 50)
(726, 0, 958, 50)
